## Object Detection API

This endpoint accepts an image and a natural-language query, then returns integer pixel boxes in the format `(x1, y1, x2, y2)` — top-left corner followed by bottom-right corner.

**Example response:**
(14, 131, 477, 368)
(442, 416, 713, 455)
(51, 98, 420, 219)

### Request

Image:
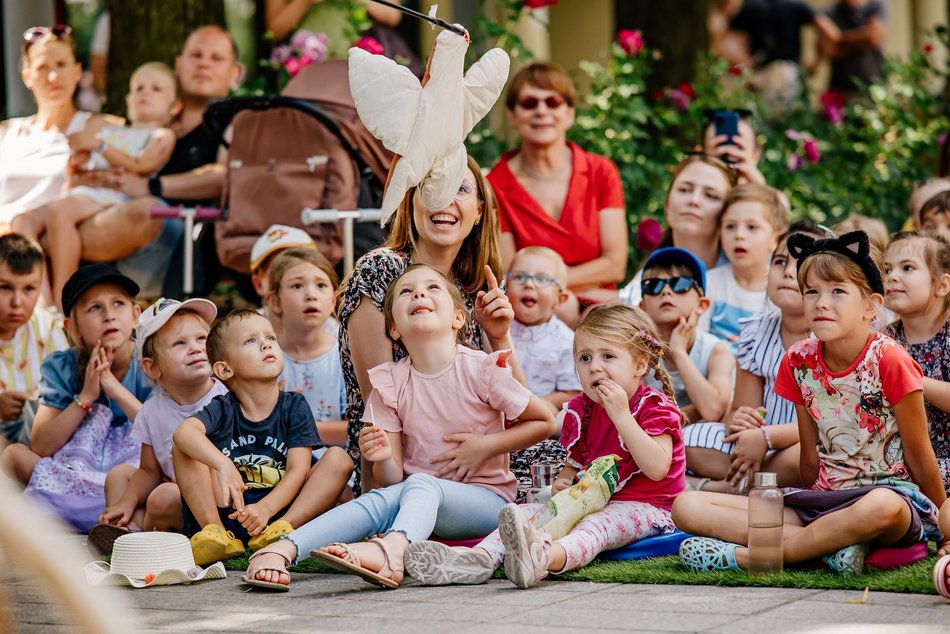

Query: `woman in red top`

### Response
(488, 63, 627, 326)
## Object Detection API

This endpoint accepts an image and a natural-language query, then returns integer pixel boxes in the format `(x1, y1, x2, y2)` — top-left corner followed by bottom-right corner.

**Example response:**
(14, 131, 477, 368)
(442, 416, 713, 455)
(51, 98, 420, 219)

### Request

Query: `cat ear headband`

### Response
(786, 230, 884, 295)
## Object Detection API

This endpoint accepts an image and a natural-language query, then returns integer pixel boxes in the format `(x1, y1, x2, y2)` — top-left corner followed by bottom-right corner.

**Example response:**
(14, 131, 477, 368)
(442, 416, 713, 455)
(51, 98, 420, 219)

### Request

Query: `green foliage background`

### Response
(468, 24, 950, 282)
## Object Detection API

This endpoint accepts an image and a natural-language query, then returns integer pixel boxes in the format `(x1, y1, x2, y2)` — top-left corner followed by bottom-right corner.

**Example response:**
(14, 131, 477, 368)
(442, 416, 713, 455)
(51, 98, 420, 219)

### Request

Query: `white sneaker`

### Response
(498, 503, 550, 589)
(404, 540, 494, 585)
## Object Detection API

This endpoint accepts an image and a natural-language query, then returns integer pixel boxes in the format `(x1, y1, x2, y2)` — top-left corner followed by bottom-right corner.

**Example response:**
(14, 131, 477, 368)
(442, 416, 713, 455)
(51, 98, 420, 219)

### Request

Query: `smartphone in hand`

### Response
(713, 110, 740, 147)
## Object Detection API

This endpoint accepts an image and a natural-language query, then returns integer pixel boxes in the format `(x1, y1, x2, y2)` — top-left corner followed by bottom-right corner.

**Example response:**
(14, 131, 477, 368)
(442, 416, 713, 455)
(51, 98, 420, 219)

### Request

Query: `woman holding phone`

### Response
(703, 110, 765, 185)
(488, 62, 627, 327)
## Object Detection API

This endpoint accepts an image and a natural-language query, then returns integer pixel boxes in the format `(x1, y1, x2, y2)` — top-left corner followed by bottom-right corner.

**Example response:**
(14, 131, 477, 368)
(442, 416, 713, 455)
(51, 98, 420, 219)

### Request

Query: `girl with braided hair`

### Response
(404, 304, 686, 588)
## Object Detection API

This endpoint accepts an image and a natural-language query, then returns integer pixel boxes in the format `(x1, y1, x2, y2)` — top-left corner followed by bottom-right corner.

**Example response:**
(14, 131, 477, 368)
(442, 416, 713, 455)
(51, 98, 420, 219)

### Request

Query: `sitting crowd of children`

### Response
(6, 176, 950, 596)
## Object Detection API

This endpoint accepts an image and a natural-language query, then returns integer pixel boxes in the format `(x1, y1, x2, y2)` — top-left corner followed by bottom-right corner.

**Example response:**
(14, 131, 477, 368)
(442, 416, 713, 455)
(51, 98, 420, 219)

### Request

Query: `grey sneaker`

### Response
(822, 543, 869, 575)
(498, 503, 550, 589)
(404, 540, 494, 585)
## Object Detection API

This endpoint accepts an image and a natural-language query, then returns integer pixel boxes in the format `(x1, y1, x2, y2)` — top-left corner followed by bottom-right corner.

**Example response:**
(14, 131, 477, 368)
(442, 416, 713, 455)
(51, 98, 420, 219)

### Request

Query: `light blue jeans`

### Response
(285, 472, 507, 564)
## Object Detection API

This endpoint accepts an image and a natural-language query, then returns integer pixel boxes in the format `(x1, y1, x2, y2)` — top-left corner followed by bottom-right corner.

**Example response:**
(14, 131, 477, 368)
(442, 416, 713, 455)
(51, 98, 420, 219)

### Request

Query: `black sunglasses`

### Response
(641, 276, 700, 296)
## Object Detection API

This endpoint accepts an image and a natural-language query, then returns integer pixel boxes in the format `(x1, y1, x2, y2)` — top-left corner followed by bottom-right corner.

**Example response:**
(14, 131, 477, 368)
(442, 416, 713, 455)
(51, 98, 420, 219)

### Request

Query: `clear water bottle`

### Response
(526, 462, 557, 504)
(748, 472, 783, 576)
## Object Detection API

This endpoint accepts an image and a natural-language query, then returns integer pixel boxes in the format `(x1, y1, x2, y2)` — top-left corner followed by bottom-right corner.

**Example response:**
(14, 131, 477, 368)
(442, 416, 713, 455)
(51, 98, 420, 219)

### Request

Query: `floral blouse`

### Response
(774, 332, 923, 491)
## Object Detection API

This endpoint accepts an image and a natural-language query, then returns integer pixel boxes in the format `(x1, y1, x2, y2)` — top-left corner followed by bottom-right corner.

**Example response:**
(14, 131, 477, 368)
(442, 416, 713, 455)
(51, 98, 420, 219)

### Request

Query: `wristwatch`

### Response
(148, 176, 163, 198)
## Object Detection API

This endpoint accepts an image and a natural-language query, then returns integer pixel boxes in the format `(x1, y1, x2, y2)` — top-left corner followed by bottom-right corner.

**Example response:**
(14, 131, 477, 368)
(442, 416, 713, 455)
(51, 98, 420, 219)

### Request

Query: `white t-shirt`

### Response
(699, 263, 774, 351)
(131, 380, 229, 479)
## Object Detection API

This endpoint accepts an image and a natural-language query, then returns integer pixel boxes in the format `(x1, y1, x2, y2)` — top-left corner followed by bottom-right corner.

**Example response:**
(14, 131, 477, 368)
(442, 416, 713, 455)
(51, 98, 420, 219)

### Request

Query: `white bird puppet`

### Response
(348, 26, 510, 225)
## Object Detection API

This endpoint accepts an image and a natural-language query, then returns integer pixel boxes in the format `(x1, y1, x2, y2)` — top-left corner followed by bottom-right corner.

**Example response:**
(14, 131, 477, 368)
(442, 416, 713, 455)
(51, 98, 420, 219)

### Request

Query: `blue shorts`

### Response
(115, 218, 183, 298)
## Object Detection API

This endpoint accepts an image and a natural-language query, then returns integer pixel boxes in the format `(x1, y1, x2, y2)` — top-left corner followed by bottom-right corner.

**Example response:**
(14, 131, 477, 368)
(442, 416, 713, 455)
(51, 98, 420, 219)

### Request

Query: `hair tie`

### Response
(786, 230, 884, 295)
(638, 329, 663, 357)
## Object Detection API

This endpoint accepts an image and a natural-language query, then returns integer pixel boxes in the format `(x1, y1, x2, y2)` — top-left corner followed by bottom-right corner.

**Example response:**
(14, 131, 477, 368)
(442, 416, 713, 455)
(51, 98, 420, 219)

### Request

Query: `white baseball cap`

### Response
(250, 224, 316, 273)
(136, 297, 218, 359)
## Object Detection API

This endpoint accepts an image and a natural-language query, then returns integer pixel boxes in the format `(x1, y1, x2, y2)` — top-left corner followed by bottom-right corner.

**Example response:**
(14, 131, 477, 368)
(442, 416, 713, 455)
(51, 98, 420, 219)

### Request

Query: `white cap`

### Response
(136, 297, 218, 359)
(249, 225, 316, 273)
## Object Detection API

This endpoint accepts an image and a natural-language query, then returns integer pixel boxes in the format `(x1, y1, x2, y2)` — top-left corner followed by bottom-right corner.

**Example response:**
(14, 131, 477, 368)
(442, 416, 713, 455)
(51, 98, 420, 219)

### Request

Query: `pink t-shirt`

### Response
(362, 345, 532, 502)
(561, 385, 685, 509)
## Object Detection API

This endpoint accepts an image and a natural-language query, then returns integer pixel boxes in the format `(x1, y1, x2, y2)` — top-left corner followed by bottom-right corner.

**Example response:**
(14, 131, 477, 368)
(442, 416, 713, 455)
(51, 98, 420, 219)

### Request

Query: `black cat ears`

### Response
(786, 230, 885, 295)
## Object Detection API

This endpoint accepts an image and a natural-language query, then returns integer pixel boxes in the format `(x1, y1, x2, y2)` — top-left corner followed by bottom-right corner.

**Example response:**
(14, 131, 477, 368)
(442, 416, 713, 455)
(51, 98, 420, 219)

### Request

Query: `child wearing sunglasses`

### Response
(639, 248, 735, 431)
(505, 247, 581, 499)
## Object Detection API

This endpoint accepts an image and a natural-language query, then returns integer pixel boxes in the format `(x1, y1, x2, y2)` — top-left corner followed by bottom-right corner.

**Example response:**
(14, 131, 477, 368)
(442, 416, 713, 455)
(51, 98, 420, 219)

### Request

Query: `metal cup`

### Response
(530, 462, 559, 488)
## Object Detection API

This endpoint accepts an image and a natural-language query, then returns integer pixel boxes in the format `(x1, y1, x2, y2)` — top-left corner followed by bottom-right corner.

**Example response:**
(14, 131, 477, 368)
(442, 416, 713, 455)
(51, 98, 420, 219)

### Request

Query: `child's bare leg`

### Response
(1, 443, 41, 486)
(762, 444, 801, 487)
(10, 207, 49, 243)
(673, 491, 804, 548)
(171, 446, 228, 527)
(44, 196, 103, 309)
(686, 447, 732, 480)
(734, 488, 914, 569)
(279, 447, 353, 528)
(142, 482, 183, 532)
(103, 464, 145, 529)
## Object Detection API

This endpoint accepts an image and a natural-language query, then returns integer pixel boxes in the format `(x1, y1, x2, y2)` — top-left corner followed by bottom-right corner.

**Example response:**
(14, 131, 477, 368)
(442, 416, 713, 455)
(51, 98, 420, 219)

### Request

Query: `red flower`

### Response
(524, 0, 557, 8)
(650, 88, 666, 101)
(924, 42, 934, 54)
(617, 29, 643, 56)
(678, 83, 696, 99)
(355, 36, 384, 55)
(636, 217, 663, 251)
(819, 90, 846, 124)
(803, 138, 820, 164)
(728, 65, 743, 76)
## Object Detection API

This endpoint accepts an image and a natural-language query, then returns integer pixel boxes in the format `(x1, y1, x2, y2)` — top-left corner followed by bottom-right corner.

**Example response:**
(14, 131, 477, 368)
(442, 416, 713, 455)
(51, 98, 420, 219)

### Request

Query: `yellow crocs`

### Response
(248, 519, 294, 552)
(190, 523, 246, 565)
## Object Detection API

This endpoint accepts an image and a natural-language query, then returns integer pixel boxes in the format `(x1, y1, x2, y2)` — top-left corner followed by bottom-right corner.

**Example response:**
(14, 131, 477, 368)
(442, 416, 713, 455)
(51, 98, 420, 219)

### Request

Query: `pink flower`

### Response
(524, 0, 557, 7)
(787, 153, 802, 172)
(819, 91, 846, 124)
(803, 138, 820, 164)
(636, 217, 663, 251)
(617, 29, 643, 56)
(667, 86, 692, 112)
(284, 57, 301, 77)
(355, 36, 384, 55)
(678, 83, 696, 99)
(270, 44, 292, 66)
(785, 129, 799, 140)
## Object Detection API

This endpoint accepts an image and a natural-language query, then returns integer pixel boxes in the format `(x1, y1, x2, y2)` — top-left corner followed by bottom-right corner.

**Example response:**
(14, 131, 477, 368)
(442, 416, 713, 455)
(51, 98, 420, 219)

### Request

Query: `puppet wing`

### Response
(347, 47, 422, 155)
(461, 48, 511, 135)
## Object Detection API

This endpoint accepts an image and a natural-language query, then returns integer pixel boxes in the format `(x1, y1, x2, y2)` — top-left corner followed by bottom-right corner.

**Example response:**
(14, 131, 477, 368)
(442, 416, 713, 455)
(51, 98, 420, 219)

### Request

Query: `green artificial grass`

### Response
(222, 546, 943, 595)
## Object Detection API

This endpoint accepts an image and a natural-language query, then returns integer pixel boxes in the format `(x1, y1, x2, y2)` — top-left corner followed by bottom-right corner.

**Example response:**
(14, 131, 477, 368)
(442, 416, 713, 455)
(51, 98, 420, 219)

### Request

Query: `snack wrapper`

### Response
(532, 454, 621, 540)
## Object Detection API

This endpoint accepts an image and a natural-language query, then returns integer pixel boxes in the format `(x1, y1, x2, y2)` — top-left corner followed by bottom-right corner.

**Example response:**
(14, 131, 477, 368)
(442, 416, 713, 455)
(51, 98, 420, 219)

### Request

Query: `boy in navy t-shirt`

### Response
(173, 309, 353, 565)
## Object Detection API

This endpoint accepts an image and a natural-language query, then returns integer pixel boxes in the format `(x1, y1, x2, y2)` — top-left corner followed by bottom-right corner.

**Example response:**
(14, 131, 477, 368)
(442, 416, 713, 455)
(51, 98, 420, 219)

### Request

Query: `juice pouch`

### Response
(532, 454, 621, 540)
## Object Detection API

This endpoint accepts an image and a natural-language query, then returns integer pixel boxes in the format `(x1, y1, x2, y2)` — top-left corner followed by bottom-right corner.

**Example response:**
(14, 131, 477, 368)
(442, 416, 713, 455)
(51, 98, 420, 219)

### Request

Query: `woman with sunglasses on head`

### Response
(339, 154, 524, 496)
(620, 153, 739, 306)
(0, 26, 116, 232)
(488, 62, 627, 328)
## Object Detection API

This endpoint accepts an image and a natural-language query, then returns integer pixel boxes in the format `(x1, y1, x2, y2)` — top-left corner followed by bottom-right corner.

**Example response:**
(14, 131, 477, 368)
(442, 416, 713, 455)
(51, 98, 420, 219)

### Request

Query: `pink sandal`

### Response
(310, 538, 402, 589)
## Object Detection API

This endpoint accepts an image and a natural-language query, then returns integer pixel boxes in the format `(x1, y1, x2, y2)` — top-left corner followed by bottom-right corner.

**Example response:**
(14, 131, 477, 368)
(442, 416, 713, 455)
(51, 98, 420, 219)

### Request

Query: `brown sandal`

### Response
(310, 537, 403, 589)
(242, 546, 292, 591)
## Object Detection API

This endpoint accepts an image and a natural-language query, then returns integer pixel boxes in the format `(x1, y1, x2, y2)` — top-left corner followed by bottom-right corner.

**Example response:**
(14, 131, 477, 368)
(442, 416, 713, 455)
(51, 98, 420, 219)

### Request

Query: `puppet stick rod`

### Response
(366, 0, 467, 36)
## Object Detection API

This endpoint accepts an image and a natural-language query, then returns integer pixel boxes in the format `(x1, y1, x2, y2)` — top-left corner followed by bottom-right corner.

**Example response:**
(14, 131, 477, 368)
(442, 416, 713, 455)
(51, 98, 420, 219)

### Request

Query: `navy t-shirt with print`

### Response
(193, 391, 319, 489)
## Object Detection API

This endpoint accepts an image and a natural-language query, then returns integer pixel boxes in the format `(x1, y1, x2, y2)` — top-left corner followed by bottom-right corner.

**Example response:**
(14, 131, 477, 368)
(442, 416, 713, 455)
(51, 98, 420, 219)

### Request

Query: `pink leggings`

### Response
(478, 500, 675, 572)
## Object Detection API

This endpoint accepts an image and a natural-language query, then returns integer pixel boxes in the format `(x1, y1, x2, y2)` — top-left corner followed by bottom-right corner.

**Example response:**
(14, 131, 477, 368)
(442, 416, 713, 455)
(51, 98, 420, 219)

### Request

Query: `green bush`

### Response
(469, 27, 950, 279)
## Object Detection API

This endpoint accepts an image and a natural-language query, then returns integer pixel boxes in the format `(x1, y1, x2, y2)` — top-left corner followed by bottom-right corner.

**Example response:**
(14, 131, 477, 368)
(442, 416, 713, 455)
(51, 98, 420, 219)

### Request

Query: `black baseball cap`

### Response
(61, 264, 140, 316)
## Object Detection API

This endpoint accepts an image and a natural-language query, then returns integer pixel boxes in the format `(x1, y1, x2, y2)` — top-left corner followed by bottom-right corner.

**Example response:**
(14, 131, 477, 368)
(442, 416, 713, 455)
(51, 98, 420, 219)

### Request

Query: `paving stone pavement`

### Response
(7, 564, 950, 634)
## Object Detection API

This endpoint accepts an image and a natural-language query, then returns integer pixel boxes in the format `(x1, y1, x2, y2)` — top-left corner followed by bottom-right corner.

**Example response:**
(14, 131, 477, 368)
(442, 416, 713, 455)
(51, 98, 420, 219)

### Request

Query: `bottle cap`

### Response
(753, 472, 778, 487)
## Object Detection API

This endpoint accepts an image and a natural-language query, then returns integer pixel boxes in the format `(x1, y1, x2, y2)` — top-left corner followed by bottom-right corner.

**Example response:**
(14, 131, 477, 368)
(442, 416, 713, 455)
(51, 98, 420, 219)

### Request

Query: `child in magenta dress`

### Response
(404, 303, 686, 588)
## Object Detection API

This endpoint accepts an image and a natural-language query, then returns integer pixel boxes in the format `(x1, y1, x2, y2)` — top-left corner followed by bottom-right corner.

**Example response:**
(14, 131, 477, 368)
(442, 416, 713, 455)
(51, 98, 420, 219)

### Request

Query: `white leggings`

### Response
(478, 500, 676, 572)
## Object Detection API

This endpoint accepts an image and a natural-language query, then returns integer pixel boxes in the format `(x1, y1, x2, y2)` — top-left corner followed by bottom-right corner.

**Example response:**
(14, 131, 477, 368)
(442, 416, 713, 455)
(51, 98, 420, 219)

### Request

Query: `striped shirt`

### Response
(736, 310, 803, 426)
(0, 309, 69, 394)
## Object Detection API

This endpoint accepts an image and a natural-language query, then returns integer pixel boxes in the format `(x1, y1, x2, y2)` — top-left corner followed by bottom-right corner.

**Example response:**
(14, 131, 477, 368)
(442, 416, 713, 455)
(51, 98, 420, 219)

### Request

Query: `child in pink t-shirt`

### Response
(242, 264, 555, 590)
(404, 304, 686, 588)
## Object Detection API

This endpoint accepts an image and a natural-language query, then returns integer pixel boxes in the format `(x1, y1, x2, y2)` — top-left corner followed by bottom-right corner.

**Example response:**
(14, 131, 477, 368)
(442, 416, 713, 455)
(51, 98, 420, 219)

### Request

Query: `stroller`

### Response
(204, 59, 393, 286)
